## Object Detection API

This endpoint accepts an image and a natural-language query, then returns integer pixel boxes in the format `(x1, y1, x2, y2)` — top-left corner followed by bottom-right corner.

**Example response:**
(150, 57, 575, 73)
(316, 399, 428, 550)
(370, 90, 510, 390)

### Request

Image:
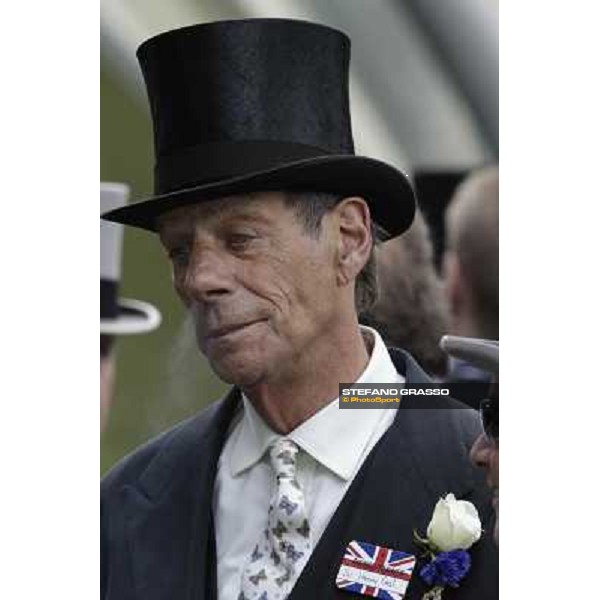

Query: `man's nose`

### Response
(469, 433, 493, 469)
(179, 247, 234, 303)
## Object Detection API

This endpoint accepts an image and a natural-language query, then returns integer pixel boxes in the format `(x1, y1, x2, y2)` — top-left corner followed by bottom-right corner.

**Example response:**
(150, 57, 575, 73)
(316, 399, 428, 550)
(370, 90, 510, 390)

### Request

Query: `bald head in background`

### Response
(444, 166, 499, 340)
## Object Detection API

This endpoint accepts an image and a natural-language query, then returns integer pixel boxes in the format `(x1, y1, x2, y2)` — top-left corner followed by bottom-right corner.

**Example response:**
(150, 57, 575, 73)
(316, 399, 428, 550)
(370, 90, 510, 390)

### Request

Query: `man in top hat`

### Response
(101, 20, 498, 599)
(441, 336, 499, 545)
(101, 182, 161, 431)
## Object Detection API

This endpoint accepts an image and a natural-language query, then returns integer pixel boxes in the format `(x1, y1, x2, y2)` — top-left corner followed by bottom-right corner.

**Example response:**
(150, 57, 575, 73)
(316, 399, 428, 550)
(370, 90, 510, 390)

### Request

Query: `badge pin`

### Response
(335, 540, 416, 599)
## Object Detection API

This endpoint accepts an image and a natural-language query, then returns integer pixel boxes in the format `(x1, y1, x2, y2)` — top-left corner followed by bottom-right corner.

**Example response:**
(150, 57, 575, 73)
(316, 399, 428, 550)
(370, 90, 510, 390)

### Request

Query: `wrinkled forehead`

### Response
(157, 191, 288, 238)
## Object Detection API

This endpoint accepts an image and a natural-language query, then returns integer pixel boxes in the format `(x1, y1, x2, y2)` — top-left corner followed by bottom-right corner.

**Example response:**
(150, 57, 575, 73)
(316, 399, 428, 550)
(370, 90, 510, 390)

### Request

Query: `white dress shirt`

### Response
(212, 326, 404, 599)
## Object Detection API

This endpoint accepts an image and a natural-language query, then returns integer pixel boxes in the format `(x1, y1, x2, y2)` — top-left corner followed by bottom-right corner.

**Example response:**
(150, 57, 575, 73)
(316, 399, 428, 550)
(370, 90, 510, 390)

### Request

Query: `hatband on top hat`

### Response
(101, 182, 161, 335)
(101, 19, 415, 239)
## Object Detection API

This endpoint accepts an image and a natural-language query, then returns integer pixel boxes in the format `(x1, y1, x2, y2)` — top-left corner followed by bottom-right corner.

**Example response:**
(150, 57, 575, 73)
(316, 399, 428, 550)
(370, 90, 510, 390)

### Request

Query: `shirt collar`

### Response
(229, 326, 404, 479)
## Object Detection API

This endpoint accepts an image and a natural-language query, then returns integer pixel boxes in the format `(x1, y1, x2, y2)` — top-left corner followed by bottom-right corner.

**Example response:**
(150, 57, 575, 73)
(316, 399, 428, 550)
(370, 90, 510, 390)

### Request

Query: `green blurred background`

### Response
(100, 66, 227, 474)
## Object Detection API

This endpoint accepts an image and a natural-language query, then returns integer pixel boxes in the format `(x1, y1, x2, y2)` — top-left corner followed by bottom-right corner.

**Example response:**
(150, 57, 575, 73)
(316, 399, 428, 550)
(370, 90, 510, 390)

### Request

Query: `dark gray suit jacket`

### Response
(101, 348, 498, 599)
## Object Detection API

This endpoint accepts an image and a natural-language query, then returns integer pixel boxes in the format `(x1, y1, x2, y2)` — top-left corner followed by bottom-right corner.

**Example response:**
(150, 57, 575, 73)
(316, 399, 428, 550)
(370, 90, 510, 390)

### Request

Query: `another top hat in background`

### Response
(101, 19, 415, 239)
(440, 335, 499, 411)
(101, 182, 161, 336)
(440, 335, 499, 376)
(413, 170, 468, 272)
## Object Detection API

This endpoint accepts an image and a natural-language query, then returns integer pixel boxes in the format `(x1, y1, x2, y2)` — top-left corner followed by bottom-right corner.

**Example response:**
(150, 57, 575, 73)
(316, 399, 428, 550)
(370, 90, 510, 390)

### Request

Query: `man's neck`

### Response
(242, 322, 370, 434)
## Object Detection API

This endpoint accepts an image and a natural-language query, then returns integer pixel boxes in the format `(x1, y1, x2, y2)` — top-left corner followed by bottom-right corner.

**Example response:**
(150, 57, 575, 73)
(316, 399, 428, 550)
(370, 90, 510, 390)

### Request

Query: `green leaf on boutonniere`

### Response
(413, 528, 439, 556)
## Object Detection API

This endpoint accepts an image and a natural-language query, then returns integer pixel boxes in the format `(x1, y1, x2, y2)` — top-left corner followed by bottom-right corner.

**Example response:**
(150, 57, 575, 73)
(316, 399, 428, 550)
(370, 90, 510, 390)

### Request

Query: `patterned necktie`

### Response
(239, 438, 312, 600)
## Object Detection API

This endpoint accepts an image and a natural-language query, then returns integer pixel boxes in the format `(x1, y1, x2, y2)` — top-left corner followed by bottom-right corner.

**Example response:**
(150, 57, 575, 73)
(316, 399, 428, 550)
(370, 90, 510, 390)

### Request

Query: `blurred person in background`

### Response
(101, 20, 498, 599)
(443, 167, 498, 385)
(100, 182, 161, 431)
(413, 170, 468, 272)
(441, 336, 499, 545)
(361, 211, 450, 377)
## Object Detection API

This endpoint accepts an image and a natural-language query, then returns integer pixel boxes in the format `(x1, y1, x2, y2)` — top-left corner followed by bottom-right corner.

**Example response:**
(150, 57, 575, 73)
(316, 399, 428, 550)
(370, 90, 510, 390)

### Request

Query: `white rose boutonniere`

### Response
(413, 493, 483, 600)
(427, 493, 481, 552)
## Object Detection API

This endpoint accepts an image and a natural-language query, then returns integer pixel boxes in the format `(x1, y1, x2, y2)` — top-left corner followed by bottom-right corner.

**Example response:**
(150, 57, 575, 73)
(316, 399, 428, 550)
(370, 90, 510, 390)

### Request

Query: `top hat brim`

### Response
(440, 335, 499, 376)
(100, 298, 162, 336)
(101, 155, 415, 240)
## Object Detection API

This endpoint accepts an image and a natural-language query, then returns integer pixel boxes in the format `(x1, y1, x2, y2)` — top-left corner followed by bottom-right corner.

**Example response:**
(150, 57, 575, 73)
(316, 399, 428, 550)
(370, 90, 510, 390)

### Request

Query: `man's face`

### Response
(470, 434, 499, 544)
(158, 192, 347, 387)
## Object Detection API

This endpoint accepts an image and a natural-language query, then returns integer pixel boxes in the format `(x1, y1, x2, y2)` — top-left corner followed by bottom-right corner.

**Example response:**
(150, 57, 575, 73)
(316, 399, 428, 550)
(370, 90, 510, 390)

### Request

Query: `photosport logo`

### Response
(338, 383, 451, 409)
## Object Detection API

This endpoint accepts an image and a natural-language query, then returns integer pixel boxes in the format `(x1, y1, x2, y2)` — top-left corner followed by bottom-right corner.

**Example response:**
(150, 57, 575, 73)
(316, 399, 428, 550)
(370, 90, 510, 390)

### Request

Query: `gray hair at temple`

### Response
(361, 210, 450, 376)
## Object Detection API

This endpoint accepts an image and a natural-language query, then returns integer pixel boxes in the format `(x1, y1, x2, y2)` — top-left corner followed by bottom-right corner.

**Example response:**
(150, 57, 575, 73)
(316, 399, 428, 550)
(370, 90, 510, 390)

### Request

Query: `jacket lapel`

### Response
(289, 348, 477, 599)
(123, 388, 240, 600)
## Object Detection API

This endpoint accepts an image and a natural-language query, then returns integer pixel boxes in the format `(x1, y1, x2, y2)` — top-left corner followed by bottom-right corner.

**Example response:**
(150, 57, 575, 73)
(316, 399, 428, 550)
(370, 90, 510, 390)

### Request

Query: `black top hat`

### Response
(413, 170, 467, 270)
(102, 19, 415, 239)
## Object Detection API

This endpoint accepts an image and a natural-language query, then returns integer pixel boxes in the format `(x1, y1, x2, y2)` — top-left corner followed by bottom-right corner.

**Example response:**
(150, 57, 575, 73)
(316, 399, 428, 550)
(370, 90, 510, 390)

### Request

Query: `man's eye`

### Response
(168, 247, 190, 266)
(227, 233, 257, 250)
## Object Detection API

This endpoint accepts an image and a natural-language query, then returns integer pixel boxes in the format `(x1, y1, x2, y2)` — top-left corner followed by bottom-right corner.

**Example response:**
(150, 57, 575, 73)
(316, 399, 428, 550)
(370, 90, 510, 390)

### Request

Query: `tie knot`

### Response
(269, 438, 299, 476)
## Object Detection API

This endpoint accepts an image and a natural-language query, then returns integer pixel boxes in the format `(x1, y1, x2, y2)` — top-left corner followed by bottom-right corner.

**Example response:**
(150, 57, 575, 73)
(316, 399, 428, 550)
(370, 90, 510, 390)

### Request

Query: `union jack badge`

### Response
(335, 540, 416, 599)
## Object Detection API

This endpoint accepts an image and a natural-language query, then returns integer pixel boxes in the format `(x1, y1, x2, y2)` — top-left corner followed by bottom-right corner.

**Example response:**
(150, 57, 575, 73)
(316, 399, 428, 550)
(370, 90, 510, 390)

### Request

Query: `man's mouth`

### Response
(204, 319, 266, 341)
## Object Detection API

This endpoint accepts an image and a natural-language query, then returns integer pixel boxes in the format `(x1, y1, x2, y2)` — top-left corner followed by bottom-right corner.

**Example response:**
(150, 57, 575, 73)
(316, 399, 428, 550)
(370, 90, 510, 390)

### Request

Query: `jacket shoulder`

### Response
(101, 397, 226, 499)
(431, 394, 483, 447)
(389, 345, 483, 445)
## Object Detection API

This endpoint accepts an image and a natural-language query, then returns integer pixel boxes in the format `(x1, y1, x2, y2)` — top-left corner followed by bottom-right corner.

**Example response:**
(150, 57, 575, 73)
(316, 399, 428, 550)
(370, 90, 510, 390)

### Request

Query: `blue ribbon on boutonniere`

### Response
(413, 493, 482, 600)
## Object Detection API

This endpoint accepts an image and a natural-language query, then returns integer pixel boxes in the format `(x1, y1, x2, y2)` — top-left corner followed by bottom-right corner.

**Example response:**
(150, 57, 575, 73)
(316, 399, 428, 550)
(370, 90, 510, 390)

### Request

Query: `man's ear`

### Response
(331, 197, 372, 286)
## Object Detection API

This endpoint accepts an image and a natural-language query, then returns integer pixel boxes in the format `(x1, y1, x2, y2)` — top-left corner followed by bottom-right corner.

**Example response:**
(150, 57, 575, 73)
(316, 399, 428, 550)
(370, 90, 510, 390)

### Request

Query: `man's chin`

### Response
(208, 354, 267, 387)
